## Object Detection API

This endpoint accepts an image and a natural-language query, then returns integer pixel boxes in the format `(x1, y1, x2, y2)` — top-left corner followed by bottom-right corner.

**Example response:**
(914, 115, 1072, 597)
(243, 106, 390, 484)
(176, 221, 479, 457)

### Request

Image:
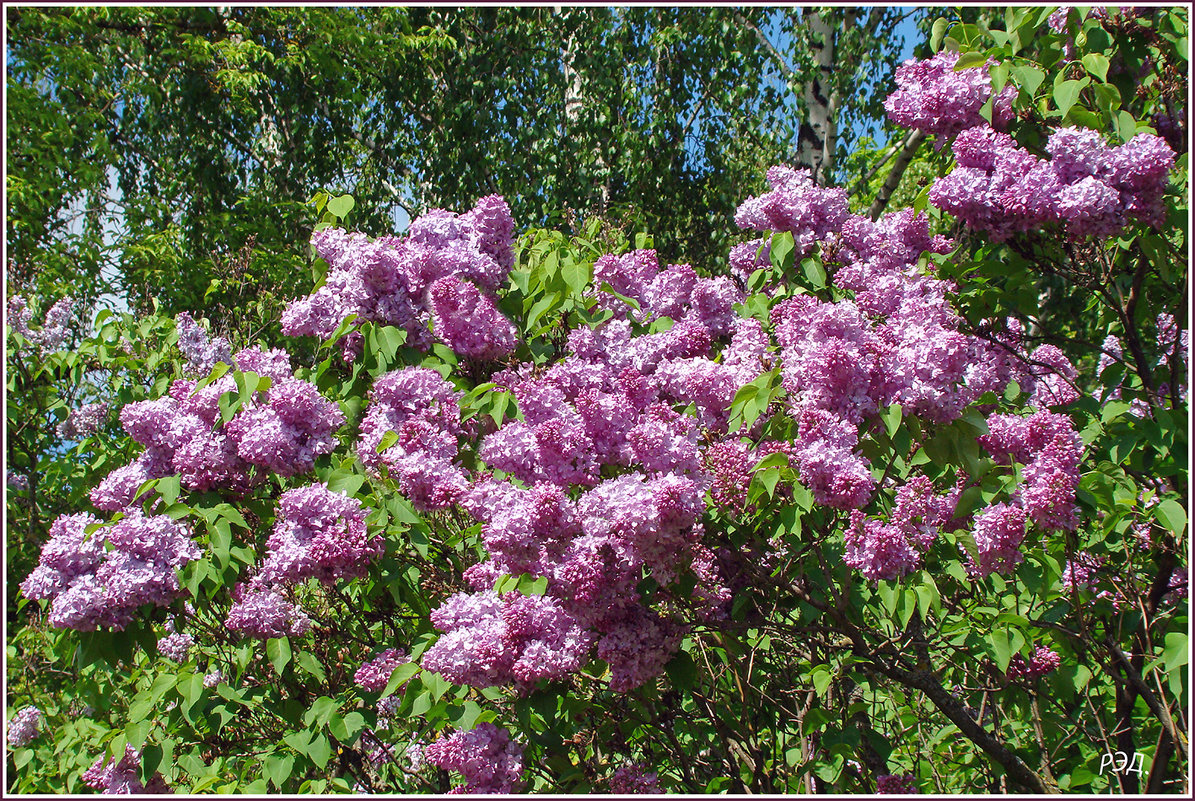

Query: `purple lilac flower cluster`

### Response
(357, 367, 469, 511)
(175, 312, 232, 376)
(281, 196, 517, 361)
(424, 722, 524, 794)
(1006, 645, 1062, 679)
(354, 648, 407, 692)
(259, 484, 380, 584)
(876, 773, 920, 794)
(8, 295, 77, 353)
(844, 475, 961, 581)
(609, 764, 664, 794)
(82, 746, 172, 794)
(224, 583, 312, 639)
(57, 401, 109, 439)
(157, 631, 194, 663)
(20, 511, 201, 631)
(92, 346, 342, 509)
(225, 484, 379, 638)
(7, 707, 42, 748)
(422, 590, 594, 688)
(737, 189, 1028, 510)
(963, 411, 1082, 576)
(928, 125, 1175, 240)
(884, 51, 1016, 138)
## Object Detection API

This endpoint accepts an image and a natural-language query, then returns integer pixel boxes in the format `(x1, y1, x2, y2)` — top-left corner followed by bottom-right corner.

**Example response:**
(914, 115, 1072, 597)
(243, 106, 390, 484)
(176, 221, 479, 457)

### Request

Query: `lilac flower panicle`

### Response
(355, 648, 407, 692)
(260, 484, 380, 585)
(734, 166, 850, 252)
(203, 670, 225, 688)
(82, 745, 172, 794)
(225, 583, 312, 639)
(34, 296, 77, 352)
(175, 311, 232, 376)
(424, 723, 524, 794)
(157, 632, 194, 663)
(1007, 646, 1062, 679)
(58, 401, 109, 439)
(876, 773, 919, 794)
(884, 51, 1016, 138)
(7, 707, 43, 748)
(427, 275, 518, 360)
(610, 764, 663, 794)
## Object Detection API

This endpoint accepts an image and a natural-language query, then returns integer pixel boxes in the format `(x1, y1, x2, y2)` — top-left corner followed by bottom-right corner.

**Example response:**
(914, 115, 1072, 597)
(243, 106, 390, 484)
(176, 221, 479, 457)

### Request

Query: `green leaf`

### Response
(267, 637, 292, 676)
(770, 231, 795, 272)
(1154, 499, 1187, 536)
(1013, 65, 1045, 97)
(307, 733, 333, 769)
(800, 257, 827, 289)
(990, 629, 1013, 673)
(304, 696, 337, 728)
(1081, 53, 1110, 82)
(562, 258, 590, 295)
(953, 50, 989, 71)
(375, 429, 399, 455)
(1162, 633, 1189, 672)
(664, 650, 698, 692)
(1053, 78, 1086, 119)
(262, 753, 294, 790)
(297, 652, 327, 684)
(930, 18, 949, 52)
(326, 194, 355, 219)
(382, 662, 421, 698)
(811, 665, 833, 697)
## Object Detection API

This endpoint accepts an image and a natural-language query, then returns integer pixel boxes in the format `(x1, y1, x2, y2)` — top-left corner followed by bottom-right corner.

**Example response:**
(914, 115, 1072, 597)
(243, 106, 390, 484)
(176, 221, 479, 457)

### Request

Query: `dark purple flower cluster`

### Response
(93, 346, 342, 508)
(1006, 645, 1062, 679)
(929, 125, 1175, 240)
(357, 367, 469, 511)
(424, 722, 524, 794)
(20, 511, 201, 631)
(876, 773, 920, 794)
(884, 51, 1016, 138)
(281, 196, 517, 361)
(82, 746, 172, 794)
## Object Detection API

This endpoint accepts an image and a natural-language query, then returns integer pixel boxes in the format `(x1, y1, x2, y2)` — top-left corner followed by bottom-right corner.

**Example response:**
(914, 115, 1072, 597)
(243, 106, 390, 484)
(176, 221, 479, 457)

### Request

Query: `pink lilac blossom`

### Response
(157, 632, 194, 663)
(424, 722, 524, 794)
(58, 401, 109, 439)
(1006, 646, 1062, 679)
(32, 296, 77, 352)
(844, 475, 960, 580)
(203, 670, 224, 688)
(979, 411, 1082, 532)
(427, 275, 518, 360)
(967, 503, 1028, 577)
(928, 124, 1175, 240)
(594, 605, 687, 693)
(7, 470, 30, 492)
(609, 764, 663, 794)
(224, 376, 346, 477)
(421, 591, 594, 688)
(281, 196, 515, 357)
(21, 512, 201, 631)
(175, 312, 232, 376)
(7, 294, 33, 336)
(224, 583, 312, 639)
(876, 773, 919, 794)
(89, 448, 173, 512)
(1027, 345, 1079, 408)
(7, 707, 42, 748)
(358, 366, 469, 511)
(82, 746, 172, 794)
(884, 51, 1016, 138)
(355, 648, 407, 692)
(259, 484, 381, 585)
(734, 166, 850, 253)
(728, 238, 772, 284)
